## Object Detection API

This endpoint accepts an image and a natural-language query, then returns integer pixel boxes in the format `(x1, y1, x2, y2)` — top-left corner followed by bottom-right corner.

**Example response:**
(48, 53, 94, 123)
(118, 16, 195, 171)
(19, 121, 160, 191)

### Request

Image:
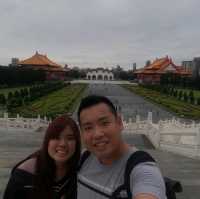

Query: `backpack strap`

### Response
(164, 177, 182, 199)
(125, 151, 156, 198)
(78, 150, 183, 199)
(78, 150, 91, 170)
(112, 150, 155, 199)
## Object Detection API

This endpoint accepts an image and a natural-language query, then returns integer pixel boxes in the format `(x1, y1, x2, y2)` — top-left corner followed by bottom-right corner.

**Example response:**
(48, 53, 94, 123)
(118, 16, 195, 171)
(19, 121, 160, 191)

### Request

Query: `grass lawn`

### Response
(11, 84, 87, 118)
(122, 84, 200, 120)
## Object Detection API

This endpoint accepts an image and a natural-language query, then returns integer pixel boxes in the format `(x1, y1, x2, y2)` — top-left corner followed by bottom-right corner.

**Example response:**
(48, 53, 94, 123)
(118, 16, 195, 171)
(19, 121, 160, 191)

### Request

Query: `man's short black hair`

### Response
(77, 95, 117, 124)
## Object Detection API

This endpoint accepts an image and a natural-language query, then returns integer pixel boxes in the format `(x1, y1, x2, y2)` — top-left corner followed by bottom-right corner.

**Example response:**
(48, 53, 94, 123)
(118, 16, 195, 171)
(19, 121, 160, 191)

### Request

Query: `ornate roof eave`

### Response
(19, 64, 65, 72)
(19, 52, 61, 68)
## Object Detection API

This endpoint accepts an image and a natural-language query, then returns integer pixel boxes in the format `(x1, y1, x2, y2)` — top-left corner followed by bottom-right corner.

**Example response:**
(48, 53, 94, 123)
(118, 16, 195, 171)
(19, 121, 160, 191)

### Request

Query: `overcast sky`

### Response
(0, 0, 200, 69)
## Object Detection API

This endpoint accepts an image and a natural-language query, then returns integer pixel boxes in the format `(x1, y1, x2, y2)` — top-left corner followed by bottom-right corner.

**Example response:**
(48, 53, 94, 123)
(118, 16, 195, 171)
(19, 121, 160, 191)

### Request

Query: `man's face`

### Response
(79, 103, 124, 162)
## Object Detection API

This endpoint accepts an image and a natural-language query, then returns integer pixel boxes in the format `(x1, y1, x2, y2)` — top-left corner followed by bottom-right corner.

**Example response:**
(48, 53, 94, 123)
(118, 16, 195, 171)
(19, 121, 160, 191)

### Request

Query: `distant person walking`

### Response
(3, 114, 81, 199)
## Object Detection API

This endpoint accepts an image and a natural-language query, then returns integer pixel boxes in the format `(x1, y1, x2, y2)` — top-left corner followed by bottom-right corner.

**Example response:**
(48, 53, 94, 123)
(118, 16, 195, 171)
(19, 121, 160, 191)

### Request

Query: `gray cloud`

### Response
(0, 0, 200, 69)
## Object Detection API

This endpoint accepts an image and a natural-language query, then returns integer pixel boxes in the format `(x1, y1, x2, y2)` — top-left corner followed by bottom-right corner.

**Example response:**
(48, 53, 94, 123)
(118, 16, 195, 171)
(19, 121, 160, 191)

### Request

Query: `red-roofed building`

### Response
(18, 52, 67, 80)
(134, 56, 192, 84)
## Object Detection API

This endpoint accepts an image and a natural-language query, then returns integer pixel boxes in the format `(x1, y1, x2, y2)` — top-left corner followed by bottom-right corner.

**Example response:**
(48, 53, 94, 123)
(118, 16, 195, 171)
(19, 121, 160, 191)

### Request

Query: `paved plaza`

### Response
(0, 83, 200, 199)
(0, 129, 45, 198)
(84, 83, 175, 122)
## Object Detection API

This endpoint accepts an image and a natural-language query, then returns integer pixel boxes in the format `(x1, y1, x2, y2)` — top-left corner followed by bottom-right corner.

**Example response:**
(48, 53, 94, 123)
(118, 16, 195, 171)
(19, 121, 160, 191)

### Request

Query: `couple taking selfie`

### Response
(4, 95, 168, 199)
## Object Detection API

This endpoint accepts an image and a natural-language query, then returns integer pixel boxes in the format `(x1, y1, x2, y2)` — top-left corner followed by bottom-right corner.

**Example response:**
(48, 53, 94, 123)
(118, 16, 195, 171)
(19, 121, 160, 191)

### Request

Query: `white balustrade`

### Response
(1, 111, 200, 159)
(122, 112, 200, 159)
(0, 113, 50, 132)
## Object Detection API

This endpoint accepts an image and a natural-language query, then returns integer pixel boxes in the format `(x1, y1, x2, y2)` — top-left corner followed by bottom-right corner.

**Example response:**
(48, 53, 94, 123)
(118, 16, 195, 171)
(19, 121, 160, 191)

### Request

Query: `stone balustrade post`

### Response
(37, 114, 41, 122)
(128, 118, 133, 133)
(196, 127, 200, 158)
(136, 114, 140, 123)
(121, 114, 124, 123)
(16, 114, 20, 128)
(147, 111, 152, 124)
(4, 112, 8, 130)
(156, 121, 162, 148)
(136, 115, 140, 130)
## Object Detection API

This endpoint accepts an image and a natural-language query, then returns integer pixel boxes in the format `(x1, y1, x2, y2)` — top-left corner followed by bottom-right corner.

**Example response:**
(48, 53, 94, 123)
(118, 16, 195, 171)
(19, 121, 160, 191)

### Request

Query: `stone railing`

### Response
(0, 111, 200, 159)
(0, 113, 50, 132)
(123, 112, 200, 159)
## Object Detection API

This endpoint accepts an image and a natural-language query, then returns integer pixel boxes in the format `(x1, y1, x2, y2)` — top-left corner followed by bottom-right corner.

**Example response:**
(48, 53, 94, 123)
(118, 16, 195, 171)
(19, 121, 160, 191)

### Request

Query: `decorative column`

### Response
(4, 112, 8, 130)
(156, 121, 162, 148)
(136, 114, 140, 123)
(196, 127, 200, 158)
(147, 111, 153, 124)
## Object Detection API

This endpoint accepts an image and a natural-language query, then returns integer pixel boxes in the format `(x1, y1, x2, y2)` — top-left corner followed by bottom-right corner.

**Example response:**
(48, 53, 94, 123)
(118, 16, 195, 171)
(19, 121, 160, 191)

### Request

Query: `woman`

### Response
(3, 114, 81, 199)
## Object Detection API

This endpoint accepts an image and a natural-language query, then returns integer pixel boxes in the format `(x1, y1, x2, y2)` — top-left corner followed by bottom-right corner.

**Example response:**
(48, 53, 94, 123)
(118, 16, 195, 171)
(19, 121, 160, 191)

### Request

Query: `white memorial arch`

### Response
(86, 68, 114, 81)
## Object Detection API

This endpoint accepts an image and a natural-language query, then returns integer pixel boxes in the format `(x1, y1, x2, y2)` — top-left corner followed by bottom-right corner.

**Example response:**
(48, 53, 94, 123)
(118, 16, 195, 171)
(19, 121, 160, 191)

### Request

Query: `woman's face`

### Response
(48, 126, 76, 166)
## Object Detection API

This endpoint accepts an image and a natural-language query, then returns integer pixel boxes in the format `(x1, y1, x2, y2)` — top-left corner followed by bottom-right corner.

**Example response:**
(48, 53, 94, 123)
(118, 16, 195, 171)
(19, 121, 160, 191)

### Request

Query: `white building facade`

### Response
(86, 68, 114, 80)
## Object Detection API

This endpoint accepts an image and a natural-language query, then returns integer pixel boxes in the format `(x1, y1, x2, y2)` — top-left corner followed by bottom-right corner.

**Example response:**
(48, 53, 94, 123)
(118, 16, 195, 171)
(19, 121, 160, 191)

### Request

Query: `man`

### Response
(77, 95, 166, 199)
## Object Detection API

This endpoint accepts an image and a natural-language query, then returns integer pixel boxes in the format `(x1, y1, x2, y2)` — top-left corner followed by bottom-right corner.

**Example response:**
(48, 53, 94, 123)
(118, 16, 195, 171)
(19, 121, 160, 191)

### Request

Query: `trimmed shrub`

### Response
(197, 98, 200, 105)
(183, 92, 188, 102)
(178, 90, 183, 100)
(0, 94, 6, 105)
(189, 90, 195, 104)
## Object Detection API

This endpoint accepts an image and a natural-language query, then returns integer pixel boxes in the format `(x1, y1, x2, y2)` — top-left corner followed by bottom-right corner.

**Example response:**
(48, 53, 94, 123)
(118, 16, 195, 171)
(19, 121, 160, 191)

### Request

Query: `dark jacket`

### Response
(3, 168, 77, 199)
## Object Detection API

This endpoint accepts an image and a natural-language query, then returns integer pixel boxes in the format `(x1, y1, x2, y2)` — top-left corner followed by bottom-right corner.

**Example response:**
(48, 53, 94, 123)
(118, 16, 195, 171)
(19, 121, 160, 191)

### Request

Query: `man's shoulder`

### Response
(126, 150, 157, 172)
(79, 147, 140, 170)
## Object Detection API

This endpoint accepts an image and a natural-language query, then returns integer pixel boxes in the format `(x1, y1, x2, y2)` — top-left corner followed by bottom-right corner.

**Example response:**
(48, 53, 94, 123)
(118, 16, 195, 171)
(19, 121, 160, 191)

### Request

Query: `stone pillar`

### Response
(4, 112, 8, 130)
(128, 118, 132, 134)
(157, 121, 162, 148)
(3, 112, 8, 119)
(147, 111, 152, 124)
(37, 114, 41, 122)
(136, 114, 140, 123)
(16, 114, 20, 128)
(36, 114, 41, 129)
(196, 127, 200, 158)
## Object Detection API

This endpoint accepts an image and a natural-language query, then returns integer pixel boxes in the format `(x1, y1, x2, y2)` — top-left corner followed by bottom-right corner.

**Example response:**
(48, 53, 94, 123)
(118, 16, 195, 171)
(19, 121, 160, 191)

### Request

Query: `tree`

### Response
(173, 90, 178, 97)
(189, 90, 195, 104)
(7, 92, 13, 101)
(23, 88, 29, 97)
(0, 94, 6, 105)
(197, 98, 200, 105)
(183, 92, 188, 102)
(178, 90, 183, 100)
(14, 90, 20, 98)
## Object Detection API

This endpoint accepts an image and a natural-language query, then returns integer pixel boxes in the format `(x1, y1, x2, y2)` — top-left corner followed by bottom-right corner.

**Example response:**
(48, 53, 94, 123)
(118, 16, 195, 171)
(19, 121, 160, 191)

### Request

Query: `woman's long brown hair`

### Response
(33, 114, 81, 199)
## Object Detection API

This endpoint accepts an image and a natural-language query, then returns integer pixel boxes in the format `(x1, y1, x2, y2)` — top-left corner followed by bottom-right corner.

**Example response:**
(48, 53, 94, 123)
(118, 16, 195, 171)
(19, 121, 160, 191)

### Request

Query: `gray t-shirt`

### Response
(77, 149, 166, 199)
